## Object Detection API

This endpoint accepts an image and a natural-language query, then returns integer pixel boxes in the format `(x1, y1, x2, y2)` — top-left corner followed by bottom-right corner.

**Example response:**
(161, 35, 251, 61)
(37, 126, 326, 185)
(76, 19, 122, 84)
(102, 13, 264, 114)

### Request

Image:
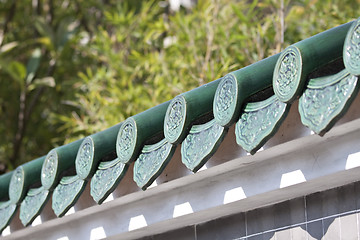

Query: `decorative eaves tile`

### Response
(134, 139, 175, 190)
(90, 158, 128, 204)
(81, 123, 122, 179)
(51, 124, 122, 216)
(164, 95, 187, 144)
(235, 95, 289, 154)
(41, 150, 58, 190)
(137, 80, 220, 185)
(19, 187, 50, 226)
(273, 46, 302, 103)
(273, 21, 353, 103)
(297, 18, 360, 136)
(181, 119, 227, 172)
(116, 118, 138, 164)
(9, 167, 25, 204)
(343, 17, 360, 76)
(41, 140, 82, 191)
(50, 137, 95, 217)
(75, 137, 95, 180)
(133, 79, 220, 189)
(18, 141, 81, 226)
(117, 102, 169, 164)
(52, 176, 86, 217)
(213, 54, 279, 128)
(299, 69, 359, 136)
(0, 156, 45, 230)
(8, 156, 44, 205)
(213, 75, 239, 127)
(131, 81, 221, 190)
(0, 201, 16, 233)
(164, 80, 220, 144)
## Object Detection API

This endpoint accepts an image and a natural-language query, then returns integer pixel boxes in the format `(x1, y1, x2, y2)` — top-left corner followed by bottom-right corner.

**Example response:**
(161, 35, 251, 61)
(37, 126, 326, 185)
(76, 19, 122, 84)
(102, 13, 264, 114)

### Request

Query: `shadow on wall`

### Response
(149, 182, 360, 240)
(247, 182, 360, 240)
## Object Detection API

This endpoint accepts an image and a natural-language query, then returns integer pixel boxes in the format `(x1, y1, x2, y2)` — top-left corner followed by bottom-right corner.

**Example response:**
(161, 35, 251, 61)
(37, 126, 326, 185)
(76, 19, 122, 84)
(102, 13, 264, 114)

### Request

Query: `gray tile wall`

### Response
(139, 181, 360, 240)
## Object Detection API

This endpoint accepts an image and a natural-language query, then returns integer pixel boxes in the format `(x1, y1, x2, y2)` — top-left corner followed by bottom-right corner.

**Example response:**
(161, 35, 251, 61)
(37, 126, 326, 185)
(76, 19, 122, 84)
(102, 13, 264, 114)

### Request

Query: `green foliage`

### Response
(0, 0, 358, 172)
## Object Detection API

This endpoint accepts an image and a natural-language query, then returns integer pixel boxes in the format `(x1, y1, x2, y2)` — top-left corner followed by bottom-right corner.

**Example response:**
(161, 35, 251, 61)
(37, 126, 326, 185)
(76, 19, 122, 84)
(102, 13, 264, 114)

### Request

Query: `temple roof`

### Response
(1, 17, 360, 236)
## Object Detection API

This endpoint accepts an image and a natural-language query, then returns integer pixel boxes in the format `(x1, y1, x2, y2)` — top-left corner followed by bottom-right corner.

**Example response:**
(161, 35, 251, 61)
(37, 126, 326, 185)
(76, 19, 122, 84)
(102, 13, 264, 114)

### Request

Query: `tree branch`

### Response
(26, 59, 56, 121)
(74, 0, 93, 36)
(9, 88, 27, 166)
(9, 60, 56, 167)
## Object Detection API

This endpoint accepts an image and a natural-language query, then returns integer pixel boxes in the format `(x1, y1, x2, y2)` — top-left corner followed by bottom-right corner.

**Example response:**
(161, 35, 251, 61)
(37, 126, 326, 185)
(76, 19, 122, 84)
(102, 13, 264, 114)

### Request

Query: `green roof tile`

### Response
(273, 21, 353, 103)
(0, 172, 12, 201)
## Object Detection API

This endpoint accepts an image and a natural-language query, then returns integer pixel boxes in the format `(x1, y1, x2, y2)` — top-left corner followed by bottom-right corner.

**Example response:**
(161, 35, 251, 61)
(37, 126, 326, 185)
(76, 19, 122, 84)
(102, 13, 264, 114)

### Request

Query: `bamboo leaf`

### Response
(28, 77, 56, 91)
(0, 42, 18, 53)
(25, 48, 42, 84)
(34, 18, 55, 50)
(55, 18, 78, 50)
(5, 61, 26, 85)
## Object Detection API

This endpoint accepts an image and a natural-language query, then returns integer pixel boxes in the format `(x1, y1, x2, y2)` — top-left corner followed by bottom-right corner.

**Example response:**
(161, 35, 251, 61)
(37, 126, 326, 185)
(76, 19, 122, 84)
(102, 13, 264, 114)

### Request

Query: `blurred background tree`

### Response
(0, 0, 358, 173)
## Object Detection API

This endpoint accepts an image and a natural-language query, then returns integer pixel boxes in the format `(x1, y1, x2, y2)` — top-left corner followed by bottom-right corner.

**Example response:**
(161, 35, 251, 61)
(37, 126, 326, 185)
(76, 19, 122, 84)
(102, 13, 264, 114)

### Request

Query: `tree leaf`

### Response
(55, 18, 78, 50)
(34, 18, 55, 50)
(36, 37, 52, 48)
(0, 42, 18, 53)
(25, 48, 42, 84)
(4, 61, 26, 86)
